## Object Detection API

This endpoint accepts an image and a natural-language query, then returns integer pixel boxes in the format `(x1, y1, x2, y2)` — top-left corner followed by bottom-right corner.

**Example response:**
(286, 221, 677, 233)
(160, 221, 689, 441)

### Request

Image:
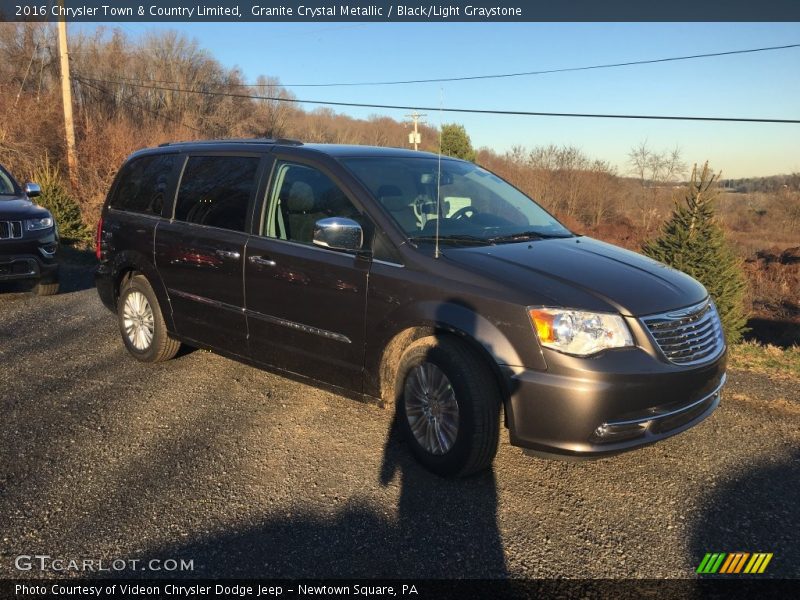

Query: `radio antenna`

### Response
(435, 88, 443, 259)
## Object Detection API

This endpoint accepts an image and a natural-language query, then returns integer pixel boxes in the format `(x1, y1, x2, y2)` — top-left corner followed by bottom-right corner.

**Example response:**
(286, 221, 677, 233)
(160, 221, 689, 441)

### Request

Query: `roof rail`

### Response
(158, 137, 303, 148)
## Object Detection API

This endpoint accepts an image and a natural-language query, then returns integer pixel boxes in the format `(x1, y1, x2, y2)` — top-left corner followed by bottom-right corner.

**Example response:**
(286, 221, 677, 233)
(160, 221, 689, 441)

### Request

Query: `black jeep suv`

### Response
(96, 140, 726, 477)
(0, 163, 59, 296)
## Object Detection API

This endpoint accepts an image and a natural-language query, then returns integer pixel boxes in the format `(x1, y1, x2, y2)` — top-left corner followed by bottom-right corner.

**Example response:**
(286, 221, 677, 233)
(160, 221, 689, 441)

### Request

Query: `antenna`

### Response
(434, 89, 443, 259)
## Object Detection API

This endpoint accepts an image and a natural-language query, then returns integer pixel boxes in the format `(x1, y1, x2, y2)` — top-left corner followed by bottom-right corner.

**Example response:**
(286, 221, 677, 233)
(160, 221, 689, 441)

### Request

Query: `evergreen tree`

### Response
(643, 162, 748, 343)
(32, 157, 92, 245)
(439, 124, 476, 162)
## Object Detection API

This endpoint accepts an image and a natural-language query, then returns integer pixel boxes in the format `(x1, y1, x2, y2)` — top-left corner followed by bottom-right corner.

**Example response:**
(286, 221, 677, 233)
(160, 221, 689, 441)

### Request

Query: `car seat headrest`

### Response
(286, 181, 315, 212)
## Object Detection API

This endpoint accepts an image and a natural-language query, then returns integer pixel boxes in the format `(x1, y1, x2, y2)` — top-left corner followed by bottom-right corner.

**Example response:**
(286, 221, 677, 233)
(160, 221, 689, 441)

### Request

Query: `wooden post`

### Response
(57, 7, 78, 189)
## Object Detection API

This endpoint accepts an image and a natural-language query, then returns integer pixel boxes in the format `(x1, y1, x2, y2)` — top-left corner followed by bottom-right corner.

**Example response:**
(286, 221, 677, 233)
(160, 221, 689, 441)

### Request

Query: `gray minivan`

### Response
(96, 140, 726, 477)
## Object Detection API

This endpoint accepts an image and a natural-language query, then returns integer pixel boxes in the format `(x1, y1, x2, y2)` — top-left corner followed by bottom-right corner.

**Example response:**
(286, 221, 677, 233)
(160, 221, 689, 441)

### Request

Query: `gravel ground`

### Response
(1, 254, 798, 580)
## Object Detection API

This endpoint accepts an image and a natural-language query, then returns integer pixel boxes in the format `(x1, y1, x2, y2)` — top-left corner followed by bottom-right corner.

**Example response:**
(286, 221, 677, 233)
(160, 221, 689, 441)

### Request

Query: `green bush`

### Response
(643, 162, 749, 343)
(31, 157, 92, 245)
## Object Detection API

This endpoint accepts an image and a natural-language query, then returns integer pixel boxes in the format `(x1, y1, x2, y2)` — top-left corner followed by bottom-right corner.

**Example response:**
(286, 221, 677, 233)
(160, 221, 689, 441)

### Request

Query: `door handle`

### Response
(248, 255, 277, 267)
(215, 249, 241, 260)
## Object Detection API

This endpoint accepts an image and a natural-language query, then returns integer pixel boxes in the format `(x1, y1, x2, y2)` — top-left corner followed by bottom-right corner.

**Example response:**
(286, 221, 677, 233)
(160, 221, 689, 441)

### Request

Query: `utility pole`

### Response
(405, 111, 426, 151)
(57, 4, 78, 190)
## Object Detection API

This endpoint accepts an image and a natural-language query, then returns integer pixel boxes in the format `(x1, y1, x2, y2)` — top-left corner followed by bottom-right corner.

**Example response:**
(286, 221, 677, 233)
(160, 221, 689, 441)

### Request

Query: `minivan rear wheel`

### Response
(396, 336, 501, 477)
(118, 274, 180, 363)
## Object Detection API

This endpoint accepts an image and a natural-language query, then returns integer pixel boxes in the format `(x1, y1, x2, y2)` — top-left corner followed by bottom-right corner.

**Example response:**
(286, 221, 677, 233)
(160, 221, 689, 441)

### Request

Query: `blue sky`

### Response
(76, 22, 800, 178)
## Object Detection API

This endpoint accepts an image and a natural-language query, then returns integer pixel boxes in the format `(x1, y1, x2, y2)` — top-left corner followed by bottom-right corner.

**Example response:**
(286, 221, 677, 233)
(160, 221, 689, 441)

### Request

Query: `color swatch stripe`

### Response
(698, 552, 772, 574)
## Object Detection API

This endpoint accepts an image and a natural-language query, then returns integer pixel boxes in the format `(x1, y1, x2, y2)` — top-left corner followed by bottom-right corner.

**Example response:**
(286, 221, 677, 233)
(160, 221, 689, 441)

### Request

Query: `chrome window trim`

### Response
(371, 258, 404, 268)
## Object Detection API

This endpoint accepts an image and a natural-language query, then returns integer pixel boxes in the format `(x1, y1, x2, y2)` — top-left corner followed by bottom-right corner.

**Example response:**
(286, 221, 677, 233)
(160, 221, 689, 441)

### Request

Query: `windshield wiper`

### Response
(488, 231, 572, 244)
(409, 234, 492, 246)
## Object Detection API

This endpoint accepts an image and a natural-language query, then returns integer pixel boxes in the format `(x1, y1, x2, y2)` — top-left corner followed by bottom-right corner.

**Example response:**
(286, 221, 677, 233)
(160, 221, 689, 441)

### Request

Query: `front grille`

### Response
(642, 299, 725, 365)
(0, 221, 23, 239)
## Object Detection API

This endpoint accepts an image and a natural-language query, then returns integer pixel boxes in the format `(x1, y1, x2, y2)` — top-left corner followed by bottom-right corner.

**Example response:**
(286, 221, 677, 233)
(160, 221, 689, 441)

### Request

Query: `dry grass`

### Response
(729, 341, 800, 381)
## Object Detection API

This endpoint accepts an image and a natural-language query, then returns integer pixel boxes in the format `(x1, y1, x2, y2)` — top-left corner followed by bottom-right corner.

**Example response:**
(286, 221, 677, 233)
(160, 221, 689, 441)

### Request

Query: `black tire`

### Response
(396, 335, 501, 477)
(34, 279, 59, 296)
(117, 274, 180, 363)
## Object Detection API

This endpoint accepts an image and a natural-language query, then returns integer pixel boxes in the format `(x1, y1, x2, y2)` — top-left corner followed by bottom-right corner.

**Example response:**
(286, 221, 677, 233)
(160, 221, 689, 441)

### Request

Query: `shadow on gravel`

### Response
(688, 450, 800, 578)
(136, 420, 507, 579)
(57, 246, 97, 294)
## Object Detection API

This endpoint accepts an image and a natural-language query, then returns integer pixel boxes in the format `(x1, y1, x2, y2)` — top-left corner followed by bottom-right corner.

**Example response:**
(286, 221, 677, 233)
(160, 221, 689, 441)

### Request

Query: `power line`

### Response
(72, 43, 800, 89)
(75, 76, 201, 133)
(282, 42, 800, 87)
(72, 75, 800, 124)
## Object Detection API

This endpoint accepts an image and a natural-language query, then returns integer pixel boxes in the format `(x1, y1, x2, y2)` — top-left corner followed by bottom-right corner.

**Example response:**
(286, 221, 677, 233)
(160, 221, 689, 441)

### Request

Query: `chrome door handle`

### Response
(248, 255, 277, 267)
(215, 249, 241, 260)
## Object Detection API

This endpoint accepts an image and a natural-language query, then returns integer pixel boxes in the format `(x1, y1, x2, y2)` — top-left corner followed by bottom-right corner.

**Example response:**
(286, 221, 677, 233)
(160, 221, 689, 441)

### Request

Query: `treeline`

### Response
(2, 23, 797, 332)
(720, 174, 800, 194)
(1, 23, 443, 219)
(1, 23, 797, 246)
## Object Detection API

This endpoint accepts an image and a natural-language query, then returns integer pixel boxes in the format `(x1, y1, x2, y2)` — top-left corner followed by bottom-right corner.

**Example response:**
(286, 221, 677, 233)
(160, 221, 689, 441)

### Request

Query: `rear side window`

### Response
(174, 155, 259, 232)
(111, 154, 176, 216)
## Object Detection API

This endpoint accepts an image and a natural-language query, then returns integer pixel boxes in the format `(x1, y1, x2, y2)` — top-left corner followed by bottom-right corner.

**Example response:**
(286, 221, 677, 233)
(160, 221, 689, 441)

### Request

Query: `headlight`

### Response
(26, 217, 54, 231)
(528, 307, 633, 356)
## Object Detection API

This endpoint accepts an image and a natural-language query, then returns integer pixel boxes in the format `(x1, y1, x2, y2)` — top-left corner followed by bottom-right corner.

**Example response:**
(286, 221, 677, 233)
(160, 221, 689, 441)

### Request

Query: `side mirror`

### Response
(313, 217, 363, 252)
(24, 182, 41, 198)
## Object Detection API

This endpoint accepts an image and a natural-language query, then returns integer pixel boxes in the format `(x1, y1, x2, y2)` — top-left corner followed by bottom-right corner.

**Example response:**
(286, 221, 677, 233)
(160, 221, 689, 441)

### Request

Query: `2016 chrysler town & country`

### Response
(96, 140, 726, 477)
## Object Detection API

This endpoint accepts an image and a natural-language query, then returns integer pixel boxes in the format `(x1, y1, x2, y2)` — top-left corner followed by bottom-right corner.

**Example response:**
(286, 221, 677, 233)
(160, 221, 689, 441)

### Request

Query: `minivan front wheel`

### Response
(396, 336, 501, 477)
(117, 274, 180, 363)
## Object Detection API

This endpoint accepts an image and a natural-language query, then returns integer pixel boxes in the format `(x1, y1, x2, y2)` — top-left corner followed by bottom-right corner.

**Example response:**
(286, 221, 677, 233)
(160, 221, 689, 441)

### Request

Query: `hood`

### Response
(444, 236, 707, 316)
(0, 197, 51, 219)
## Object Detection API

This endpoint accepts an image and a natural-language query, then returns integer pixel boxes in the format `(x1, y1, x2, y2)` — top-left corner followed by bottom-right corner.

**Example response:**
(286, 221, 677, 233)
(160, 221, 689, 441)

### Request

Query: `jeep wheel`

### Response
(118, 274, 180, 363)
(396, 336, 501, 477)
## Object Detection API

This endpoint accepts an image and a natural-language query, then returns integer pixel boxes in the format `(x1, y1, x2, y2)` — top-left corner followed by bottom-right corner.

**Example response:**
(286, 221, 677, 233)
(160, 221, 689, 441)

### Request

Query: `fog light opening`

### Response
(592, 420, 650, 443)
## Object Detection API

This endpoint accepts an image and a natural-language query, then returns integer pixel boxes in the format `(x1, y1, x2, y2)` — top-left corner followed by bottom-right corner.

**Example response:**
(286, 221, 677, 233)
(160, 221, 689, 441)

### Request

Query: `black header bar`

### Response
(2, 0, 800, 22)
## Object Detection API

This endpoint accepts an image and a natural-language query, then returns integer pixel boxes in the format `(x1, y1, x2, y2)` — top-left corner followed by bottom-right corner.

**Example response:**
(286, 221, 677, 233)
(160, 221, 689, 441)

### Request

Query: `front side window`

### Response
(342, 157, 572, 245)
(175, 155, 259, 232)
(262, 161, 361, 245)
(112, 154, 176, 215)
(0, 165, 20, 196)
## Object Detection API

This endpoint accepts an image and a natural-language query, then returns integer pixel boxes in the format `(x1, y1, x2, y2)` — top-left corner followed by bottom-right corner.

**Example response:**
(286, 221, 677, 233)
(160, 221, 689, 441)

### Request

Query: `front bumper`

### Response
(0, 228, 59, 283)
(503, 346, 727, 458)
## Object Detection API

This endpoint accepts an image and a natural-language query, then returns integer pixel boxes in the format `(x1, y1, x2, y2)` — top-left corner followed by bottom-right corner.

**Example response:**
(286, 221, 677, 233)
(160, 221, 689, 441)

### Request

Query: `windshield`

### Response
(342, 156, 572, 244)
(0, 165, 21, 196)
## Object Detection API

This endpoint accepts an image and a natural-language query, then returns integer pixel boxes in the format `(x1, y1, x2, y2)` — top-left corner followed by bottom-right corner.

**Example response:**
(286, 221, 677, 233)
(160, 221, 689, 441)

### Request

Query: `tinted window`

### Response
(0, 165, 19, 195)
(112, 154, 176, 215)
(263, 162, 361, 244)
(175, 156, 259, 232)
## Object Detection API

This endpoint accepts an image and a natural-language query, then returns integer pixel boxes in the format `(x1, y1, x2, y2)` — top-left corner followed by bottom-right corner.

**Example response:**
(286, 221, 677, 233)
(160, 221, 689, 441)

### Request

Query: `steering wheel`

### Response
(412, 195, 437, 222)
(451, 206, 476, 220)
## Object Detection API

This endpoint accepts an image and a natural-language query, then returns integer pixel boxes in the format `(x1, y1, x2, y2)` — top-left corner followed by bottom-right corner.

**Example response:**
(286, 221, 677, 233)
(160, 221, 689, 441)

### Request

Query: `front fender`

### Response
(364, 298, 541, 400)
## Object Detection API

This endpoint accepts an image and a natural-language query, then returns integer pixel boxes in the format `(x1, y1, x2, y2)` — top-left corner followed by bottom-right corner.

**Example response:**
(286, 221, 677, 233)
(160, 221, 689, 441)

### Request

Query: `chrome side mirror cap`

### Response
(313, 217, 363, 252)
(24, 182, 41, 198)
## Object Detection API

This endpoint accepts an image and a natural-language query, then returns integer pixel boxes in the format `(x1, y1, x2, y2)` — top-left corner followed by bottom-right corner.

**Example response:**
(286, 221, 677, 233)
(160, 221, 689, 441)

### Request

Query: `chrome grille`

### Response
(642, 299, 725, 365)
(0, 221, 23, 239)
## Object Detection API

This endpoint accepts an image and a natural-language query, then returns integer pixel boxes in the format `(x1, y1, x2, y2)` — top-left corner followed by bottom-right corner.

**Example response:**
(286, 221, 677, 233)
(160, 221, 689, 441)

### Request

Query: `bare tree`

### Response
(628, 140, 687, 230)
